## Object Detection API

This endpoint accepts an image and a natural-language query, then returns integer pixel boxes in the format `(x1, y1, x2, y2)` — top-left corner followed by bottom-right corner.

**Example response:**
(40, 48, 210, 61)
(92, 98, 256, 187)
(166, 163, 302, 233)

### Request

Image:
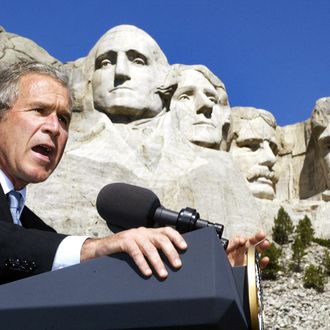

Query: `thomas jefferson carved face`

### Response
(170, 69, 230, 148)
(91, 26, 168, 122)
(228, 109, 278, 200)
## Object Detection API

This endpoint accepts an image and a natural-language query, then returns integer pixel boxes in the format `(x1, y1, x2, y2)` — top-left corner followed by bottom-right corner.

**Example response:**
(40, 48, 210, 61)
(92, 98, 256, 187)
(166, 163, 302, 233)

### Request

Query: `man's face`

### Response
(91, 29, 164, 119)
(170, 69, 229, 148)
(229, 117, 278, 200)
(0, 73, 71, 189)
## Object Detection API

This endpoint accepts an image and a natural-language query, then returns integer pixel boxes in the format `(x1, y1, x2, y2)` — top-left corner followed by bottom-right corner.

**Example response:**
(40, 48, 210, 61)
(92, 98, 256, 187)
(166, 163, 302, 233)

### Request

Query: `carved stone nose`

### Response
(258, 142, 276, 167)
(195, 94, 213, 118)
(114, 54, 130, 83)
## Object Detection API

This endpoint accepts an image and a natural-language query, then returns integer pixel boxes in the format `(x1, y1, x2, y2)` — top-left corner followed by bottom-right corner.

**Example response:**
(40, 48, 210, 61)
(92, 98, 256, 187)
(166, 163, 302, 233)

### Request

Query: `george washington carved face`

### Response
(91, 25, 168, 122)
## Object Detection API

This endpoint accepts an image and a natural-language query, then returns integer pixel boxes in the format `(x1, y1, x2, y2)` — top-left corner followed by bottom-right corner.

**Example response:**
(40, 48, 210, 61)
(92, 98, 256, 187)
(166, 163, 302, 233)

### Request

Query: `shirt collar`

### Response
(0, 169, 27, 202)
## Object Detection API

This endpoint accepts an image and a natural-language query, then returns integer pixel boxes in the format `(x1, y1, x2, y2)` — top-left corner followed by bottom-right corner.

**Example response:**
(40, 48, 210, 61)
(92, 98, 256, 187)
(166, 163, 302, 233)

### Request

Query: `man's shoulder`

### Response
(21, 207, 57, 232)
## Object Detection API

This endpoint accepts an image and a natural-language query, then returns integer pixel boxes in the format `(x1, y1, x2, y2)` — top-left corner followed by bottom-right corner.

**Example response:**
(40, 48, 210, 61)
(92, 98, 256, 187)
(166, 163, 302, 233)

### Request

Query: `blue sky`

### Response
(1, 0, 329, 126)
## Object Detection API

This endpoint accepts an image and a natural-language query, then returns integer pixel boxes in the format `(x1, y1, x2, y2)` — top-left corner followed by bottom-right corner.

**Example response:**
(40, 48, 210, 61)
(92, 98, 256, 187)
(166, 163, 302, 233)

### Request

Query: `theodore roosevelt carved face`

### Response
(91, 25, 169, 122)
(169, 65, 230, 149)
(228, 107, 278, 200)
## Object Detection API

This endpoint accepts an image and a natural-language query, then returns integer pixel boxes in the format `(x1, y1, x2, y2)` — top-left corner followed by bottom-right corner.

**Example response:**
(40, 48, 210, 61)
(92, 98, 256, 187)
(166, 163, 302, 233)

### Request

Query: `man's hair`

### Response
(0, 61, 72, 118)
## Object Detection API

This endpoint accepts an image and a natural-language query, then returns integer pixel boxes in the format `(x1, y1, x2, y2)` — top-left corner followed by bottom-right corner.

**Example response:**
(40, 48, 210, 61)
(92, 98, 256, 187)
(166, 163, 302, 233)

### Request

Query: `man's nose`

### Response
(42, 113, 60, 136)
(195, 93, 214, 119)
(258, 141, 276, 167)
(114, 53, 130, 86)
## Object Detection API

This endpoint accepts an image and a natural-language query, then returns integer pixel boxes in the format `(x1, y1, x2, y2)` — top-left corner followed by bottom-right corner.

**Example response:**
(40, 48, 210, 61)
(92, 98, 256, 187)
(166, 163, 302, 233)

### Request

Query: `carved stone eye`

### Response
(246, 143, 259, 152)
(207, 95, 217, 103)
(101, 59, 112, 67)
(240, 140, 260, 152)
(270, 142, 278, 156)
(127, 51, 147, 65)
(178, 94, 190, 101)
(132, 57, 146, 65)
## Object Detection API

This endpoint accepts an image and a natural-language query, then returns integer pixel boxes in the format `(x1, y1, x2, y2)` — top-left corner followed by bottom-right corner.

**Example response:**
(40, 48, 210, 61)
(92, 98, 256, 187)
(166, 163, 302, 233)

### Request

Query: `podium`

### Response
(0, 228, 252, 329)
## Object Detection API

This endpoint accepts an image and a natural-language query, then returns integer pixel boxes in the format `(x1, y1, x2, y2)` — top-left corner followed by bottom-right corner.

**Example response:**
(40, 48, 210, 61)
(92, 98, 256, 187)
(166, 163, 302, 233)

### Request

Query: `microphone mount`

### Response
(154, 206, 229, 249)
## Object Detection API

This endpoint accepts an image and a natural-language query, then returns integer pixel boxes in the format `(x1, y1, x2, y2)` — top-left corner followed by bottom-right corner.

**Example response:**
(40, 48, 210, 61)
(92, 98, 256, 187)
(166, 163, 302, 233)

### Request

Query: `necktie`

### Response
(7, 190, 23, 226)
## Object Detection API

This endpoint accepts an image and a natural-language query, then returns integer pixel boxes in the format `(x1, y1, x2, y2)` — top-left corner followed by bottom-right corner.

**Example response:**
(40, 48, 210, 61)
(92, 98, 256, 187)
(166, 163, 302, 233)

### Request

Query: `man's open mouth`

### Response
(32, 144, 53, 157)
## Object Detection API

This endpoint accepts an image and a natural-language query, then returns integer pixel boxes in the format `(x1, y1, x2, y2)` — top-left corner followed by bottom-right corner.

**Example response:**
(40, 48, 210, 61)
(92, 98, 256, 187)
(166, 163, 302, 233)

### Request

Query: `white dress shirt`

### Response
(0, 169, 88, 270)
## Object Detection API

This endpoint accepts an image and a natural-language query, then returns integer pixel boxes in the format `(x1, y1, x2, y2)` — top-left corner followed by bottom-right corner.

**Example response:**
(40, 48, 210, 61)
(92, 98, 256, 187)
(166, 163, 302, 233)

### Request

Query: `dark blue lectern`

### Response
(0, 228, 251, 329)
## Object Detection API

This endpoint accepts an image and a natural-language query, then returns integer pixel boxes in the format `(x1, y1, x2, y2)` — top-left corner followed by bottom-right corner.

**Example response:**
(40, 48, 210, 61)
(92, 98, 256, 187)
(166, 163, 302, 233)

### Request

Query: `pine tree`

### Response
(261, 243, 282, 280)
(303, 265, 327, 293)
(272, 207, 294, 245)
(291, 236, 306, 272)
(322, 250, 330, 276)
(295, 215, 314, 248)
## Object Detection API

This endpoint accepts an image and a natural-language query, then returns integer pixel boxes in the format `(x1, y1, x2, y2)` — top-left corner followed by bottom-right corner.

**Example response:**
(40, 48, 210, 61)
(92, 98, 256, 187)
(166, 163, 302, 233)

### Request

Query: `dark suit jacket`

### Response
(0, 184, 67, 284)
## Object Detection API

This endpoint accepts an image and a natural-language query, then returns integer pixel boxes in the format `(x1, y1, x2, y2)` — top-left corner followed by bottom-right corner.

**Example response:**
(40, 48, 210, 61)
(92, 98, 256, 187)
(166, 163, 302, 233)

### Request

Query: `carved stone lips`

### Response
(247, 167, 276, 184)
(256, 177, 273, 186)
(193, 121, 215, 128)
(109, 86, 132, 92)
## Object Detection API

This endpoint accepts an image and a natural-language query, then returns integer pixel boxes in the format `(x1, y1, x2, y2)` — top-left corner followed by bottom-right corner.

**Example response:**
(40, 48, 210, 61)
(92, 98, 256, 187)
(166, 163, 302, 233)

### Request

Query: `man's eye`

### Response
(32, 108, 43, 113)
(58, 115, 70, 126)
(178, 94, 190, 101)
(101, 59, 112, 67)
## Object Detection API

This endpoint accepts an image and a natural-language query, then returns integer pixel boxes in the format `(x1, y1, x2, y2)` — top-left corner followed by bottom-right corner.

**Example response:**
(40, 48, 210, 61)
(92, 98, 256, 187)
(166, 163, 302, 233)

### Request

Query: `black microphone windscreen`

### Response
(96, 183, 161, 230)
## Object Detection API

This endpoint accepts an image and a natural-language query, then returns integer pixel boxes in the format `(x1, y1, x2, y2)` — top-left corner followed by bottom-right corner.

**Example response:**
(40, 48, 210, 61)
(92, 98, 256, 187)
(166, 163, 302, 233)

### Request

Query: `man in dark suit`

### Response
(0, 61, 188, 284)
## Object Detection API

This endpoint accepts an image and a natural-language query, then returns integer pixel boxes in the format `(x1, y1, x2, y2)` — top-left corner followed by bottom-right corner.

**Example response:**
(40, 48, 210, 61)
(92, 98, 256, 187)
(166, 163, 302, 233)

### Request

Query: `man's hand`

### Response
(247, 231, 270, 269)
(81, 227, 187, 279)
(226, 231, 270, 268)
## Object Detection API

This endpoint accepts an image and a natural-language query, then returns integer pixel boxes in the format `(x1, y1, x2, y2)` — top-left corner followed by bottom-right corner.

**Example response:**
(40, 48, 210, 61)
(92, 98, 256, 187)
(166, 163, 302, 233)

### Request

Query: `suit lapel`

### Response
(1, 183, 54, 231)
(0, 184, 14, 223)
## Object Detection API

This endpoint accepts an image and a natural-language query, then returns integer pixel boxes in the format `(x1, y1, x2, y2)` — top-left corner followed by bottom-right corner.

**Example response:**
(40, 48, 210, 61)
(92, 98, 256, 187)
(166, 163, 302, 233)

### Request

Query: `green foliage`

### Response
(272, 207, 294, 245)
(290, 236, 306, 272)
(261, 243, 282, 280)
(295, 216, 314, 247)
(303, 265, 327, 293)
(313, 237, 330, 248)
(322, 250, 330, 276)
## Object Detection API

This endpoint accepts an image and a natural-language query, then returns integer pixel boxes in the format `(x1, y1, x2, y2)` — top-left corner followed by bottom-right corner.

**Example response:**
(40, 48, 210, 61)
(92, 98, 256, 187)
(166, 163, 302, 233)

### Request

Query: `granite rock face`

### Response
(0, 27, 61, 67)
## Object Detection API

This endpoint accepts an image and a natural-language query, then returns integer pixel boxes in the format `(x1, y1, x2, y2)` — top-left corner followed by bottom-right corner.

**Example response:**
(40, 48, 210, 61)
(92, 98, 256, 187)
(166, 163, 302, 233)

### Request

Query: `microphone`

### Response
(96, 183, 228, 249)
